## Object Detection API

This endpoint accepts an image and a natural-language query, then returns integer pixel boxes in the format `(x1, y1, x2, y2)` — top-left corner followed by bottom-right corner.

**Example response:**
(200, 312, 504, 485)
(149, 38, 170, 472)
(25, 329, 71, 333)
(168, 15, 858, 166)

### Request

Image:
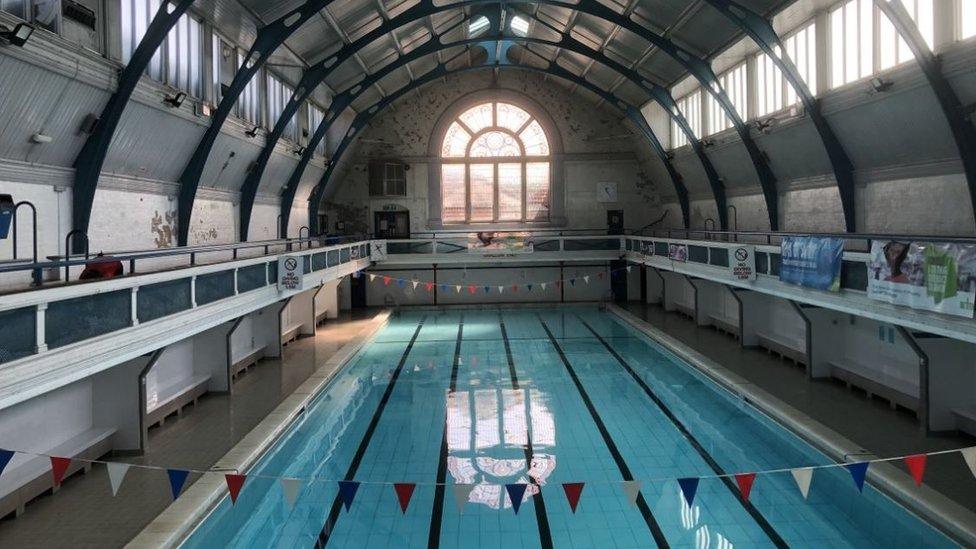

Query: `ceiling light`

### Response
(510, 15, 529, 36)
(469, 16, 489, 36)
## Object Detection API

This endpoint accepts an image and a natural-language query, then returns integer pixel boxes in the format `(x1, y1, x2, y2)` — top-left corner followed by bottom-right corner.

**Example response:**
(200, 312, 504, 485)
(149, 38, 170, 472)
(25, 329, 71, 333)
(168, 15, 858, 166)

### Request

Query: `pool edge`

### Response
(125, 309, 394, 549)
(607, 303, 976, 548)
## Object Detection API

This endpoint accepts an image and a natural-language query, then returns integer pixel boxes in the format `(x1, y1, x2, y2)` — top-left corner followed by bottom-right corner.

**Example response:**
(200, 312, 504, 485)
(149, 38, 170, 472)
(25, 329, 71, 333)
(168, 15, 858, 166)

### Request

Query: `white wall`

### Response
(0, 381, 93, 470)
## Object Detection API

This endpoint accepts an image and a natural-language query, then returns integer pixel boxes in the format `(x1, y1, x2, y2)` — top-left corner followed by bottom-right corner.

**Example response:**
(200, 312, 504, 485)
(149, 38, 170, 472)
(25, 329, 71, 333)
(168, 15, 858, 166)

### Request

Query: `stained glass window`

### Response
(440, 101, 551, 224)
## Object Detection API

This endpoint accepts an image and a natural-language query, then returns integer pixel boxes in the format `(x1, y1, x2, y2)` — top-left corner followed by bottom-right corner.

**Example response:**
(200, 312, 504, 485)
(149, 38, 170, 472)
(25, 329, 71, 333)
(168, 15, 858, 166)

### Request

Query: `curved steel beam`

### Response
(257, 20, 726, 240)
(71, 0, 195, 252)
(185, 0, 780, 243)
(174, 0, 342, 245)
(704, 0, 857, 231)
(299, 54, 690, 234)
(875, 0, 976, 231)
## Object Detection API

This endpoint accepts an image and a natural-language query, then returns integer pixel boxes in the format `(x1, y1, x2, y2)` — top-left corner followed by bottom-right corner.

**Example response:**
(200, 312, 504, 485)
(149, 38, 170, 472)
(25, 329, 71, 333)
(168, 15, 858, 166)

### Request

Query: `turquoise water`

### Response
(185, 308, 955, 548)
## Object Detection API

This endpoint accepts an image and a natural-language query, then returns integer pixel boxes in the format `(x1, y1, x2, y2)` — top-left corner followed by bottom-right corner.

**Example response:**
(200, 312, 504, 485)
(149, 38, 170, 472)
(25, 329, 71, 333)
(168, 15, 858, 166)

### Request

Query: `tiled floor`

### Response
(621, 302, 976, 515)
(0, 310, 379, 548)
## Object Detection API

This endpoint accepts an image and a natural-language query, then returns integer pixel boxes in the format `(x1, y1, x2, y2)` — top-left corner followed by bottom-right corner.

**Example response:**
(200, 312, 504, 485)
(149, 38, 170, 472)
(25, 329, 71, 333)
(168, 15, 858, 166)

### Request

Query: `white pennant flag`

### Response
(583, 275, 590, 284)
(453, 483, 476, 513)
(962, 447, 976, 478)
(498, 286, 505, 294)
(540, 283, 547, 291)
(412, 280, 419, 289)
(455, 285, 462, 293)
(369, 274, 377, 282)
(620, 480, 642, 507)
(281, 478, 302, 509)
(791, 467, 813, 499)
(626, 265, 632, 272)
(106, 462, 130, 497)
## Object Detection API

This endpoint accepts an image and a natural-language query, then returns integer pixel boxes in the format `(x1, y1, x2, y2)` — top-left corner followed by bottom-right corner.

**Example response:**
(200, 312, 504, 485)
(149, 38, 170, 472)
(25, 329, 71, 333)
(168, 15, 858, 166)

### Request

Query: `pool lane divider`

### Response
(315, 315, 428, 549)
(537, 315, 671, 549)
(500, 319, 554, 549)
(575, 315, 788, 549)
(427, 314, 464, 549)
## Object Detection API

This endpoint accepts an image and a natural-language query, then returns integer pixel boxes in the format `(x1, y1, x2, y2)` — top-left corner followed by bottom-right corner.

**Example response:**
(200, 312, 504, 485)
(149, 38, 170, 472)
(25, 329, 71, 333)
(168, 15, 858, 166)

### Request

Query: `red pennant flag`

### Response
(562, 482, 585, 513)
(225, 474, 247, 504)
(597, 272, 604, 280)
(512, 284, 519, 292)
(735, 473, 756, 501)
(425, 282, 434, 292)
(468, 285, 476, 294)
(555, 281, 562, 289)
(383, 276, 391, 286)
(394, 483, 416, 514)
(50, 457, 71, 487)
(904, 454, 927, 486)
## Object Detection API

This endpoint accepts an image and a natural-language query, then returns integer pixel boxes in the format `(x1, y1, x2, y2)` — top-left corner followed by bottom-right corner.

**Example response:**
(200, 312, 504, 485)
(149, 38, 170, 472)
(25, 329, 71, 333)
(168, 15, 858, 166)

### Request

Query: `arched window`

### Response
(440, 102, 551, 224)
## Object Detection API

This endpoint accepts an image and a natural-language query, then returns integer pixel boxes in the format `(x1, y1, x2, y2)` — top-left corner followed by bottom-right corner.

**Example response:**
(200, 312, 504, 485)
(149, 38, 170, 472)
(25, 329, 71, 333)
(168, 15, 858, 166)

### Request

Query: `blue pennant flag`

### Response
(397, 279, 405, 288)
(167, 469, 190, 500)
(846, 462, 869, 493)
(677, 477, 699, 506)
(569, 278, 576, 286)
(338, 480, 360, 511)
(505, 483, 528, 514)
(484, 286, 491, 294)
(0, 449, 14, 477)
(440, 284, 449, 292)
(526, 284, 533, 291)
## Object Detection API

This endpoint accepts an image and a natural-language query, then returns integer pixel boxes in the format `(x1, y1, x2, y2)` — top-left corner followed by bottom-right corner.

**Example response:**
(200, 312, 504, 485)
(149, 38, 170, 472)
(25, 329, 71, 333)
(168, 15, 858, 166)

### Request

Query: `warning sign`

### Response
(730, 245, 756, 281)
(278, 254, 304, 292)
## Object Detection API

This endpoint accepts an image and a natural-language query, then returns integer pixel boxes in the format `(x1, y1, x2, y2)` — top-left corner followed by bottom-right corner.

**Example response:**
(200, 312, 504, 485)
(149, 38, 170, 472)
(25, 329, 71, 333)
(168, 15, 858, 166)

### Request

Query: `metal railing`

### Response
(645, 228, 976, 251)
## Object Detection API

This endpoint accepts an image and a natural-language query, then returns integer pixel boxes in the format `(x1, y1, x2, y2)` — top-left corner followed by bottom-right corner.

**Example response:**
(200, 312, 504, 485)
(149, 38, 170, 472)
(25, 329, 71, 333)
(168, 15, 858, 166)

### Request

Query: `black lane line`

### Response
(427, 314, 464, 548)
(500, 319, 554, 549)
(537, 315, 670, 549)
(315, 316, 427, 548)
(576, 316, 788, 549)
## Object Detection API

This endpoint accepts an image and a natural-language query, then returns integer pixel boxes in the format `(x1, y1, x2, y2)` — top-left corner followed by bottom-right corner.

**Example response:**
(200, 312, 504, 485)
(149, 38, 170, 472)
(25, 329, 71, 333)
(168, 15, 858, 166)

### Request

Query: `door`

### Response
(351, 273, 367, 308)
(374, 211, 410, 239)
(607, 210, 624, 235)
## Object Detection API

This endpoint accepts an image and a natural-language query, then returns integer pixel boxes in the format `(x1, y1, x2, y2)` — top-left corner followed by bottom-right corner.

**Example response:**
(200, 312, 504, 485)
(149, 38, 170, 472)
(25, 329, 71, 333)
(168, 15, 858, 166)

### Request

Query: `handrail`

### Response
(640, 228, 976, 247)
(629, 210, 669, 235)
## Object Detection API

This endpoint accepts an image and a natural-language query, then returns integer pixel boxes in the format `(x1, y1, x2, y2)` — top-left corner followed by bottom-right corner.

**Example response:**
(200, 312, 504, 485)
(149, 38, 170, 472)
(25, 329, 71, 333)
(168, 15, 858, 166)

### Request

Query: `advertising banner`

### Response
(278, 254, 304, 292)
(668, 243, 688, 262)
(467, 232, 534, 255)
(779, 237, 844, 291)
(868, 241, 976, 318)
(730, 245, 756, 281)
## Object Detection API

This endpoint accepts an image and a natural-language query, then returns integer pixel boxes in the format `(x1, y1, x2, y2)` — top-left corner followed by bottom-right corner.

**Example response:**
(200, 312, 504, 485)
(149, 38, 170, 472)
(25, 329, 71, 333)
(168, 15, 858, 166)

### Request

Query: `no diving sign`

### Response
(730, 245, 756, 281)
(278, 254, 304, 292)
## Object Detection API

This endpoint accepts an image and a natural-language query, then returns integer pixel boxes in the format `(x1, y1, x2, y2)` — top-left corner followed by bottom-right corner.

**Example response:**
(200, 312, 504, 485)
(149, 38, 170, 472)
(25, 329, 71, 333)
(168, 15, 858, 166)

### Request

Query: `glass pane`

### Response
(964, 0, 976, 39)
(497, 163, 522, 221)
(469, 164, 494, 222)
(470, 131, 521, 157)
(496, 103, 530, 132)
(519, 120, 549, 155)
(441, 164, 466, 223)
(442, 122, 470, 157)
(831, 7, 844, 88)
(526, 162, 550, 221)
(458, 103, 493, 132)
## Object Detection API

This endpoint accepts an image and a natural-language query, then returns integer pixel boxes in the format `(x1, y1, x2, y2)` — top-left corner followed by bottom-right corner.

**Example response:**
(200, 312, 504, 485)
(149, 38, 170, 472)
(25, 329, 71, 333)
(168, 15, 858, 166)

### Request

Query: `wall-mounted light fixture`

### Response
(0, 23, 34, 47)
(293, 146, 306, 156)
(30, 133, 53, 144)
(868, 77, 892, 93)
(245, 126, 260, 138)
(163, 91, 187, 108)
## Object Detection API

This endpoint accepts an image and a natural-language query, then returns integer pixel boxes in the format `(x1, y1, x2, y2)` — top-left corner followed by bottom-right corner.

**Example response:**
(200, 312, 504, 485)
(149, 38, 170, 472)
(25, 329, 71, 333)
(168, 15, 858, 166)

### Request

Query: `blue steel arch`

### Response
(178, 0, 781, 244)
(71, 0, 196, 252)
(251, 17, 732, 240)
(296, 51, 687, 235)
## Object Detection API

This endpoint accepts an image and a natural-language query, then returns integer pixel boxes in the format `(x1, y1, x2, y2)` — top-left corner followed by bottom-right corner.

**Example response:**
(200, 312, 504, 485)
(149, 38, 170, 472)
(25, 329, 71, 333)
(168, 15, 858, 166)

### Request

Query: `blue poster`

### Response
(779, 237, 844, 291)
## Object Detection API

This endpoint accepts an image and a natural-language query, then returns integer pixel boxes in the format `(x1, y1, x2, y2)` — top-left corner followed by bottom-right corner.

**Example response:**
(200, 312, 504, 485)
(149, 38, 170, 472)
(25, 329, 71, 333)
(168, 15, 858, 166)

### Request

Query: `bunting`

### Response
(338, 480, 360, 511)
(107, 462, 130, 497)
(621, 480, 642, 507)
(0, 449, 13, 477)
(791, 468, 813, 500)
(505, 483, 528, 514)
(226, 474, 247, 504)
(167, 469, 190, 500)
(846, 462, 870, 493)
(734, 473, 756, 502)
(281, 478, 302, 509)
(677, 477, 699, 506)
(562, 482, 585, 513)
(393, 483, 416, 514)
(962, 447, 976, 478)
(50, 457, 71, 487)
(453, 483, 475, 513)
(904, 455, 927, 486)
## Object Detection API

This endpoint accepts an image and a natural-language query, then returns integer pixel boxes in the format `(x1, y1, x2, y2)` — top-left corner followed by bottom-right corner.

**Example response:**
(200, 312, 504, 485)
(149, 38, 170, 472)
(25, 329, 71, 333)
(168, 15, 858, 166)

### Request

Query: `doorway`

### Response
(374, 211, 409, 239)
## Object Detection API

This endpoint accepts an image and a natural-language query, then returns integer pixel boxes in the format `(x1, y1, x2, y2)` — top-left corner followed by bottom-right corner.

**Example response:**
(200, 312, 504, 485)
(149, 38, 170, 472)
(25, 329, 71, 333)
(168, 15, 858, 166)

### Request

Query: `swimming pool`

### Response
(184, 307, 955, 548)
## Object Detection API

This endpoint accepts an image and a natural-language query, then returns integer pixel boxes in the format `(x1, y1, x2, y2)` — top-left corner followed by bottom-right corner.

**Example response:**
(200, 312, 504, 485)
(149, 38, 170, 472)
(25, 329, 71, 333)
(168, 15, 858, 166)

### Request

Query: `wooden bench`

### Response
(829, 359, 920, 415)
(281, 323, 302, 346)
(756, 331, 807, 365)
(145, 374, 210, 429)
(707, 313, 739, 338)
(315, 307, 329, 326)
(953, 406, 976, 437)
(230, 346, 266, 380)
(0, 427, 115, 519)
(674, 302, 696, 320)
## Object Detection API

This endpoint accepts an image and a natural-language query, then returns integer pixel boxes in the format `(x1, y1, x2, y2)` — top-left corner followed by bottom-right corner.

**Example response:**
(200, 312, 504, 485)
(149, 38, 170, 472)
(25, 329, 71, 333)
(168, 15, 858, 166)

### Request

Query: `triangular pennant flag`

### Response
(167, 469, 190, 500)
(369, 273, 377, 282)
(512, 284, 519, 292)
(498, 285, 505, 294)
(791, 467, 813, 499)
(962, 447, 976, 478)
(50, 457, 71, 487)
(626, 265, 632, 272)
(397, 279, 405, 288)
(735, 473, 756, 501)
(453, 483, 475, 512)
(621, 480, 641, 506)
(562, 482, 585, 513)
(281, 478, 302, 508)
(468, 285, 476, 294)
(338, 480, 360, 511)
(412, 280, 419, 289)
(846, 462, 869, 493)
(455, 285, 462, 293)
(426, 282, 434, 292)
(526, 284, 533, 292)
(484, 286, 491, 294)
(569, 278, 576, 286)
(505, 483, 528, 514)
(383, 276, 391, 286)
(597, 272, 604, 280)
(677, 477, 699, 506)
(393, 483, 416, 514)
(540, 283, 546, 291)
(904, 455, 926, 486)
(583, 275, 590, 284)
(0, 449, 14, 477)
(106, 462, 130, 497)
(555, 281, 562, 289)
(225, 474, 247, 504)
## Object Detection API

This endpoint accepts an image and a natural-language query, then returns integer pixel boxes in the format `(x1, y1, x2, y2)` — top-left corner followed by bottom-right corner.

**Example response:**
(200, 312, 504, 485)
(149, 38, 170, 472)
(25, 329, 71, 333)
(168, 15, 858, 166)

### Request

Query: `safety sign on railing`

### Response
(730, 245, 756, 281)
(278, 254, 304, 292)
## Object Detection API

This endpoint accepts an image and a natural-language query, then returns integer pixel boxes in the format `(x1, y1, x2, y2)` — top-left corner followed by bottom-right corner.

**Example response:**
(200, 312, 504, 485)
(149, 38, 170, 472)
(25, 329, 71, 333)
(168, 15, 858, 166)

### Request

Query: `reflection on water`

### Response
(446, 387, 556, 509)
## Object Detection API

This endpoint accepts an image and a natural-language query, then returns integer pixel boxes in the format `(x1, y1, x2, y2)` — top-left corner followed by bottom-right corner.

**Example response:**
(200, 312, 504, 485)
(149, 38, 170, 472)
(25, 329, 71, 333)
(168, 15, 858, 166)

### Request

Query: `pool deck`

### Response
(616, 302, 976, 542)
(0, 309, 386, 549)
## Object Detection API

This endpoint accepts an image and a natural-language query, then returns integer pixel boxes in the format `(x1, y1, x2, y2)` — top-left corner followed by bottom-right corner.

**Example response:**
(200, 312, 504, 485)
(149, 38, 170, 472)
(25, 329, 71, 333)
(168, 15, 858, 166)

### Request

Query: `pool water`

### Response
(185, 307, 955, 548)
